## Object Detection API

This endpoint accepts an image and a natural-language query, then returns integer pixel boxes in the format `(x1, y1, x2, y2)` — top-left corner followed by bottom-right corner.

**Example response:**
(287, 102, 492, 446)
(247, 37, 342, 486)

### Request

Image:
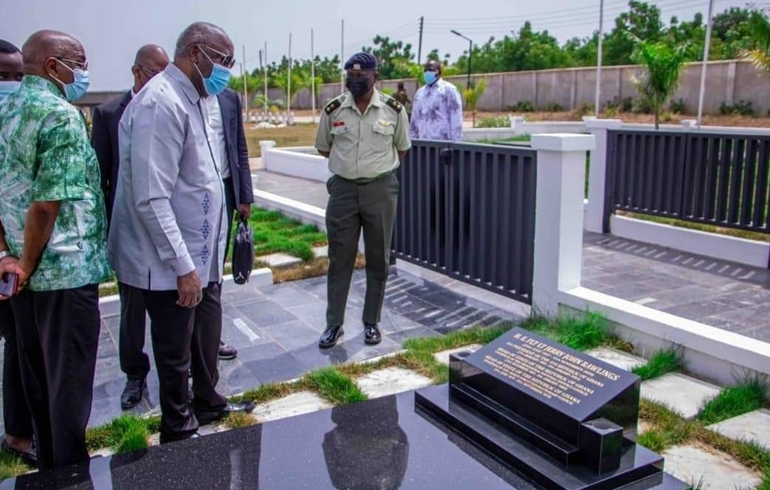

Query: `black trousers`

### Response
(325, 173, 399, 327)
(10, 284, 101, 470)
(0, 301, 33, 440)
(139, 281, 227, 439)
(118, 282, 149, 380)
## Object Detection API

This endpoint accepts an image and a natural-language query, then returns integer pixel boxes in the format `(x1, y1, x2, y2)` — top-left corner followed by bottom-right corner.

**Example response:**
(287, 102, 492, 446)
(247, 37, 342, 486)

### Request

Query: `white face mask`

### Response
(0, 80, 21, 102)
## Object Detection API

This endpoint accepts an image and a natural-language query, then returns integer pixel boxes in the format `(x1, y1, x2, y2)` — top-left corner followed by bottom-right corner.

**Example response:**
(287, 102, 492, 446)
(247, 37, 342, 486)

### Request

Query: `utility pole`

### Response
(697, 0, 715, 127)
(242, 45, 248, 120)
(263, 43, 268, 114)
(340, 19, 345, 95)
(288, 33, 292, 116)
(595, 0, 604, 117)
(311, 28, 316, 122)
(418, 16, 424, 64)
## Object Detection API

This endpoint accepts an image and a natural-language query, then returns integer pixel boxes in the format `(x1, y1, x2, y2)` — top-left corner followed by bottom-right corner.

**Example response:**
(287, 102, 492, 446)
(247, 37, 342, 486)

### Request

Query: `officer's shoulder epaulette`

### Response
(382, 94, 403, 113)
(324, 95, 344, 114)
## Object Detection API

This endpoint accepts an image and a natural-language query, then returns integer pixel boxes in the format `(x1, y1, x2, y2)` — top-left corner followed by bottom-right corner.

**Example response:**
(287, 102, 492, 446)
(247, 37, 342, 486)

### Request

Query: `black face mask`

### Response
(346, 76, 371, 98)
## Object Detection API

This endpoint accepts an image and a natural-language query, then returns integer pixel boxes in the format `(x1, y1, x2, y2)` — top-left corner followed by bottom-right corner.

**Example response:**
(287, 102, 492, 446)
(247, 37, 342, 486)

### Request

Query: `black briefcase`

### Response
(232, 217, 254, 285)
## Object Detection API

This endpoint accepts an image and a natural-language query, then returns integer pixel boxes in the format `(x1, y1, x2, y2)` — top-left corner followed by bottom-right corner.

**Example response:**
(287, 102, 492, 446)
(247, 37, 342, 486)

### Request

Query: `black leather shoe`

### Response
(364, 323, 382, 345)
(218, 341, 238, 360)
(159, 431, 200, 444)
(195, 401, 256, 426)
(120, 378, 148, 410)
(318, 325, 344, 349)
(1, 439, 37, 467)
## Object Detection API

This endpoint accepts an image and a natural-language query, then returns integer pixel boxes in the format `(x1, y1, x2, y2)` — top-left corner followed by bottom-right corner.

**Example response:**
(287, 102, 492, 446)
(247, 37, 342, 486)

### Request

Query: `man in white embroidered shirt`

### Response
(107, 22, 254, 444)
(409, 60, 463, 141)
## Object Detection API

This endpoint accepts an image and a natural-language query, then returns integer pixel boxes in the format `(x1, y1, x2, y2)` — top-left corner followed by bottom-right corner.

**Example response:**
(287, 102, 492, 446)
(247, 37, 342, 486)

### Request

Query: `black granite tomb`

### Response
(415, 327, 683, 490)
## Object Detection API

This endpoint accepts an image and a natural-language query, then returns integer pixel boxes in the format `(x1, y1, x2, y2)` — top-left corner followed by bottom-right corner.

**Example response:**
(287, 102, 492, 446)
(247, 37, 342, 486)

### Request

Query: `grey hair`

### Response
(174, 22, 226, 58)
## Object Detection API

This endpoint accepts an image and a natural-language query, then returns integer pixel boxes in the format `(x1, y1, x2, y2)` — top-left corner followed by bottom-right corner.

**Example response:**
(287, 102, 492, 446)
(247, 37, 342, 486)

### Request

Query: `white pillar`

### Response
(584, 119, 621, 233)
(531, 133, 596, 316)
(259, 140, 276, 169)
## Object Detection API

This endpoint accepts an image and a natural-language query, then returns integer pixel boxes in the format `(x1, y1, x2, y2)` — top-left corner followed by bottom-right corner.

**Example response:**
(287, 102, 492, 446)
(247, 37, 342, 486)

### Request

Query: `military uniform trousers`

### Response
(326, 172, 399, 327)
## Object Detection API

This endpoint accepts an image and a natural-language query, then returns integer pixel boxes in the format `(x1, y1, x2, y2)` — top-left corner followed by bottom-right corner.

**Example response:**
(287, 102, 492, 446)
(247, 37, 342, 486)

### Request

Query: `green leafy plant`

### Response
(508, 100, 536, 112)
(669, 98, 686, 114)
(631, 41, 687, 129)
(572, 102, 596, 118)
(742, 11, 770, 73)
(543, 101, 564, 112)
(720, 99, 755, 116)
(459, 79, 488, 127)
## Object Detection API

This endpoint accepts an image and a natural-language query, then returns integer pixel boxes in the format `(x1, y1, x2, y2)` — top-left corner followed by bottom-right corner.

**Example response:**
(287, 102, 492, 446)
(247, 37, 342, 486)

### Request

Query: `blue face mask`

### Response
(196, 48, 231, 97)
(423, 71, 438, 85)
(53, 59, 90, 102)
(0, 81, 21, 103)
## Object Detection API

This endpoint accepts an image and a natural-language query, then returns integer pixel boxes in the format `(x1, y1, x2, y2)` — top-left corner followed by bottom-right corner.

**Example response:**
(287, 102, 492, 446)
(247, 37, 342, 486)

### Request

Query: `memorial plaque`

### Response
(462, 328, 640, 434)
(415, 327, 667, 489)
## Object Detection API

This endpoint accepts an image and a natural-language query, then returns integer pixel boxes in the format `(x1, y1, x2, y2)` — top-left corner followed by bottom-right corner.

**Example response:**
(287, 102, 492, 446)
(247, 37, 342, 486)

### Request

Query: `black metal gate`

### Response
(392, 140, 537, 304)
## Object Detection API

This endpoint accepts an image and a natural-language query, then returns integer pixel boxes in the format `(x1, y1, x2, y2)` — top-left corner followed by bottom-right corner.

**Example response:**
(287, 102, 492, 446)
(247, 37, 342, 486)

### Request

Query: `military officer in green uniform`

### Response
(315, 52, 411, 348)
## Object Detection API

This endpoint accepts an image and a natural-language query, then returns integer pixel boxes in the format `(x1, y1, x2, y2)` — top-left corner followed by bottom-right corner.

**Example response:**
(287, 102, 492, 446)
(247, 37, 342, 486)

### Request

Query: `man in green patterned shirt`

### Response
(0, 30, 109, 470)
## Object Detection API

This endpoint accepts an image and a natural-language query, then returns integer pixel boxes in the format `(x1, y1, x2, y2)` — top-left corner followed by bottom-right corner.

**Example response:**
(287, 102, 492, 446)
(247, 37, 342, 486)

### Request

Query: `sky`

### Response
(5, 0, 754, 91)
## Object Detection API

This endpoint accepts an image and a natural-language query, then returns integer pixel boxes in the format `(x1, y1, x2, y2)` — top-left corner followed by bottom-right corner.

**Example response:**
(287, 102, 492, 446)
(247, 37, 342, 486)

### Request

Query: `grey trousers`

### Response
(325, 173, 399, 327)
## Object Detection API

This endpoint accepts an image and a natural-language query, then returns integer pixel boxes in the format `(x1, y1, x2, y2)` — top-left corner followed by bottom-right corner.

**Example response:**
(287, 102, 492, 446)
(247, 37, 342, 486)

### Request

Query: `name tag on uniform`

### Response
(333, 121, 345, 127)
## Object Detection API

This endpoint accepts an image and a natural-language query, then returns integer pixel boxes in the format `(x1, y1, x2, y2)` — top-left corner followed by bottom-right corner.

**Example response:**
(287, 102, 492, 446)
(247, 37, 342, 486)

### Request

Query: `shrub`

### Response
(660, 111, 675, 123)
(543, 101, 563, 112)
(719, 100, 755, 116)
(631, 98, 653, 114)
(508, 100, 535, 112)
(669, 98, 686, 114)
(572, 102, 595, 117)
(476, 115, 511, 128)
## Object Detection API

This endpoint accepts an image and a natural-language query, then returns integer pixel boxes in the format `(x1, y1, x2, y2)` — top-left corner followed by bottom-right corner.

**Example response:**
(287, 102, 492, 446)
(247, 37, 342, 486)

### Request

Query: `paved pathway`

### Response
(255, 170, 770, 343)
(0, 268, 517, 433)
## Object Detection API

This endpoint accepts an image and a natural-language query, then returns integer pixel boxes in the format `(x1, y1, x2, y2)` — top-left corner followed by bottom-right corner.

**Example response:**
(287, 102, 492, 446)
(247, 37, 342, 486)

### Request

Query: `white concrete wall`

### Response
(609, 215, 770, 269)
(262, 146, 331, 183)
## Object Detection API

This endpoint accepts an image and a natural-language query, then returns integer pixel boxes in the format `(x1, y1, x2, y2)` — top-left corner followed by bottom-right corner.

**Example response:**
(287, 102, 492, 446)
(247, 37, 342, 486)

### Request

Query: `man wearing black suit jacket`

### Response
(201, 87, 255, 360)
(91, 44, 168, 410)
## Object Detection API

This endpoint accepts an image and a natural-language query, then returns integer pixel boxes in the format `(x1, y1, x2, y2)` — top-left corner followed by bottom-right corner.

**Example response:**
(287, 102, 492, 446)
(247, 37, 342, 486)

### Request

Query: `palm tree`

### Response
(460, 79, 487, 127)
(742, 11, 770, 73)
(631, 41, 687, 129)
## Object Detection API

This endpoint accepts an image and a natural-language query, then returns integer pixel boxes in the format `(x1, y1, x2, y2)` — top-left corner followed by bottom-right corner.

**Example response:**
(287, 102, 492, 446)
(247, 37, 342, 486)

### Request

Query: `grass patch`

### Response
(85, 415, 155, 454)
(245, 123, 319, 158)
(478, 134, 531, 145)
(231, 380, 308, 405)
(246, 207, 327, 262)
(304, 367, 368, 405)
(696, 379, 768, 426)
(632, 348, 683, 381)
(222, 412, 258, 429)
(521, 311, 612, 351)
(0, 451, 32, 480)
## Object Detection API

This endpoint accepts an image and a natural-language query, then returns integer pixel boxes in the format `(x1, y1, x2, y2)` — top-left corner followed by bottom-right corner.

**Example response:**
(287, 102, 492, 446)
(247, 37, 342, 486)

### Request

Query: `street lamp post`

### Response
(451, 30, 473, 89)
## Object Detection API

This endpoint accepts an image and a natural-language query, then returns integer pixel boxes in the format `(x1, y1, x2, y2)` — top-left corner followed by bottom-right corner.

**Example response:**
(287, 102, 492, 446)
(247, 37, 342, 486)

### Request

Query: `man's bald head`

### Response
(424, 60, 442, 76)
(21, 30, 86, 97)
(173, 22, 234, 98)
(132, 44, 169, 93)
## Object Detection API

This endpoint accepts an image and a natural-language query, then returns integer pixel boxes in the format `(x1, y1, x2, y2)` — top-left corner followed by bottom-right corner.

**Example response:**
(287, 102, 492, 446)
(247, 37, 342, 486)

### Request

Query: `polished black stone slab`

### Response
(417, 384, 674, 490)
(1, 390, 686, 490)
(453, 328, 641, 447)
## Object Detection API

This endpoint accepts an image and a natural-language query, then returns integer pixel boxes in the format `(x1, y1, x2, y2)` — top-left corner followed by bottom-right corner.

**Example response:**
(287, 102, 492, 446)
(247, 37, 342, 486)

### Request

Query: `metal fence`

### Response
(392, 141, 537, 304)
(604, 129, 770, 235)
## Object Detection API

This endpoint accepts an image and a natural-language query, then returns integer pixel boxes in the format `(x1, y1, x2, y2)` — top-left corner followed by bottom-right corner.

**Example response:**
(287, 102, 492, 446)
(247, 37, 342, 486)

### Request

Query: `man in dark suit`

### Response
(91, 44, 169, 410)
(201, 87, 255, 360)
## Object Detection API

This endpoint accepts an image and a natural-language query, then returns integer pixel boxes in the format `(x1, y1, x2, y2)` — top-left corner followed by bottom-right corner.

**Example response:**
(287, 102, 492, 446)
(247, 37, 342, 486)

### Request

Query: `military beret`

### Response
(344, 52, 378, 71)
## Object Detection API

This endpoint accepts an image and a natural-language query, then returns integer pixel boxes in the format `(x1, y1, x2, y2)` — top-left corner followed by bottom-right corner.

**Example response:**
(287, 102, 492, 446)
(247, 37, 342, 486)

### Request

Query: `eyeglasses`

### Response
(198, 45, 235, 69)
(137, 65, 162, 77)
(56, 57, 89, 71)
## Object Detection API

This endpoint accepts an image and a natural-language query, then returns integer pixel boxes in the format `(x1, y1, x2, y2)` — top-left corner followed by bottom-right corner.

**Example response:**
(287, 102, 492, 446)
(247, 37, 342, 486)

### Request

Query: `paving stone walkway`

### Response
(0, 267, 517, 433)
(255, 170, 770, 343)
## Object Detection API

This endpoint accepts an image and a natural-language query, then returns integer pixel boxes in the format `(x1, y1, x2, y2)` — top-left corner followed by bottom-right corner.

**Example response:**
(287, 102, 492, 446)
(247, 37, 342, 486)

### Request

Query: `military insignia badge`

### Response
(353, 63, 361, 70)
